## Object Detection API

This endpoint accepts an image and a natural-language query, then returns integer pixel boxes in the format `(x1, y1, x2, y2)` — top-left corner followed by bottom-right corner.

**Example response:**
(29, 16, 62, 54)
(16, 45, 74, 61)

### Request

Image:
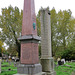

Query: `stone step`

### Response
(13, 72, 46, 75)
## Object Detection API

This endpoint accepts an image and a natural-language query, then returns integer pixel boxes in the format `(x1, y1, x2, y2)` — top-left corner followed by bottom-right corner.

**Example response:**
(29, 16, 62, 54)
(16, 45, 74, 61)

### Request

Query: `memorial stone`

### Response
(14, 0, 42, 75)
(71, 60, 75, 62)
(0, 58, 2, 73)
(40, 8, 56, 75)
(61, 59, 65, 64)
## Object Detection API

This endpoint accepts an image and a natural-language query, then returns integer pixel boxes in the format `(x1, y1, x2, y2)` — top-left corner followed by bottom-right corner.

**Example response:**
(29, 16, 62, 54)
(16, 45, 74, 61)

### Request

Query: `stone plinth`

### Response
(41, 58, 54, 72)
(17, 64, 42, 74)
(40, 8, 56, 75)
(0, 61, 1, 73)
(0, 58, 2, 73)
(14, 72, 46, 75)
(41, 58, 56, 75)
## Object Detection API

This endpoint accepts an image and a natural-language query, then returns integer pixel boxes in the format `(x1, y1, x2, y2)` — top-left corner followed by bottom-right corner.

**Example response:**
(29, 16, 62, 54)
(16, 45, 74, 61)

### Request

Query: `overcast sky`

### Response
(0, 0, 75, 17)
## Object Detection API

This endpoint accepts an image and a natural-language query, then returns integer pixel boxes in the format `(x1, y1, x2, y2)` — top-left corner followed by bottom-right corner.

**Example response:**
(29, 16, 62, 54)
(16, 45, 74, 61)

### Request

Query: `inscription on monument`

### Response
(22, 46, 30, 60)
(21, 44, 31, 61)
(32, 43, 38, 62)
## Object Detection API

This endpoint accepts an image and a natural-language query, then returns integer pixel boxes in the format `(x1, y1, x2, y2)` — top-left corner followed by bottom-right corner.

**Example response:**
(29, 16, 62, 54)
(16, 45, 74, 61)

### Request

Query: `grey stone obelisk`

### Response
(40, 8, 56, 75)
(0, 58, 1, 73)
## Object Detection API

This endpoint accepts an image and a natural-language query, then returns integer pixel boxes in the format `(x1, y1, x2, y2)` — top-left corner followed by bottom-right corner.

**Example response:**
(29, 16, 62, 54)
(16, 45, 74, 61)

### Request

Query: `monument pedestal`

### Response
(16, 35, 42, 75)
(17, 64, 42, 74)
(41, 57, 56, 75)
(14, 72, 46, 75)
(14, 64, 42, 75)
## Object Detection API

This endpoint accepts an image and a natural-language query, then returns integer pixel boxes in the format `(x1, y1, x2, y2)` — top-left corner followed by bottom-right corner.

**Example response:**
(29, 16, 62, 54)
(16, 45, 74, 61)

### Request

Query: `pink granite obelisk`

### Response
(16, 0, 42, 75)
(22, 0, 37, 36)
(20, 0, 39, 64)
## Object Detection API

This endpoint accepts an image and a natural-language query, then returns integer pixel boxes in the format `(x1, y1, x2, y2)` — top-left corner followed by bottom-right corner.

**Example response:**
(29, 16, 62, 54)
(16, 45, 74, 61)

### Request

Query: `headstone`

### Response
(58, 59, 65, 65)
(14, 0, 42, 75)
(8, 56, 11, 65)
(40, 8, 56, 75)
(0, 58, 2, 73)
(66, 61, 69, 63)
(71, 60, 75, 62)
(61, 59, 65, 64)
(12, 56, 15, 61)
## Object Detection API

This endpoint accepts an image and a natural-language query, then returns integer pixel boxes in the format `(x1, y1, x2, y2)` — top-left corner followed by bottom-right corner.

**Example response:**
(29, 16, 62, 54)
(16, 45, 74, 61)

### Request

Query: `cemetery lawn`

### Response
(0, 62, 75, 75)
(55, 62, 75, 75)
(1, 62, 17, 75)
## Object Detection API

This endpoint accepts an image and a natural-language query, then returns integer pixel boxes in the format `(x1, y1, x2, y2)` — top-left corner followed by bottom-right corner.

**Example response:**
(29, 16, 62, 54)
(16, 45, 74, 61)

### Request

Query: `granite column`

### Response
(40, 8, 56, 75)
(14, 0, 42, 75)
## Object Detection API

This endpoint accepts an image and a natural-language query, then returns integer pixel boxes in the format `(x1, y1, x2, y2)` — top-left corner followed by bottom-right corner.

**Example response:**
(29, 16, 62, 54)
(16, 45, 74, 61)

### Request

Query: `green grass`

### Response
(0, 61, 75, 75)
(55, 62, 75, 75)
(1, 62, 17, 75)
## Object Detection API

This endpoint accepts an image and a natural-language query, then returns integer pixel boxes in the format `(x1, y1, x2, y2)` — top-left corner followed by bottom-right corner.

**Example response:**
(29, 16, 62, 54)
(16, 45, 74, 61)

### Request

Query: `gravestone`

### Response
(40, 8, 56, 75)
(14, 0, 42, 75)
(8, 56, 11, 65)
(71, 60, 75, 62)
(61, 59, 65, 64)
(58, 59, 65, 65)
(66, 61, 69, 63)
(0, 58, 2, 73)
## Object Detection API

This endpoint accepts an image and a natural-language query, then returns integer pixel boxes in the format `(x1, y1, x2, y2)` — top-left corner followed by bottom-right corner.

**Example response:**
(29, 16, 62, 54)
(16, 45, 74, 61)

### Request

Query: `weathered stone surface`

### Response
(14, 72, 42, 75)
(40, 8, 52, 58)
(22, 0, 37, 35)
(0, 61, 1, 73)
(21, 43, 39, 64)
(71, 60, 75, 62)
(13, 72, 46, 75)
(16, 0, 42, 74)
(19, 0, 40, 65)
(18, 35, 41, 41)
(40, 8, 56, 75)
(17, 64, 42, 74)
(0, 58, 2, 73)
(41, 58, 54, 72)
(47, 71, 56, 75)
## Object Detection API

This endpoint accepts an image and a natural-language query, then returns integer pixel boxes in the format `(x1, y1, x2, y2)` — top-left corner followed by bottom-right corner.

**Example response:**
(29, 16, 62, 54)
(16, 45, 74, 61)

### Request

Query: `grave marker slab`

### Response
(0, 58, 2, 73)
(71, 60, 75, 62)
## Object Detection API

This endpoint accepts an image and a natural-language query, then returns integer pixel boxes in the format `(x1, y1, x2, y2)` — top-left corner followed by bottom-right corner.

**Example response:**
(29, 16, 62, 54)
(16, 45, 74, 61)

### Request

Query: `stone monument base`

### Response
(13, 72, 46, 75)
(41, 57, 56, 75)
(14, 63, 42, 75)
(47, 71, 56, 75)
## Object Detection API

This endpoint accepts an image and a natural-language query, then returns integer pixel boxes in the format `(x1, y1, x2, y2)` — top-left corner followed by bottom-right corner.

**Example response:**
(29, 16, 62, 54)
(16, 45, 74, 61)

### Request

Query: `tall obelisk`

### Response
(15, 0, 42, 75)
(40, 8, 56, 75)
